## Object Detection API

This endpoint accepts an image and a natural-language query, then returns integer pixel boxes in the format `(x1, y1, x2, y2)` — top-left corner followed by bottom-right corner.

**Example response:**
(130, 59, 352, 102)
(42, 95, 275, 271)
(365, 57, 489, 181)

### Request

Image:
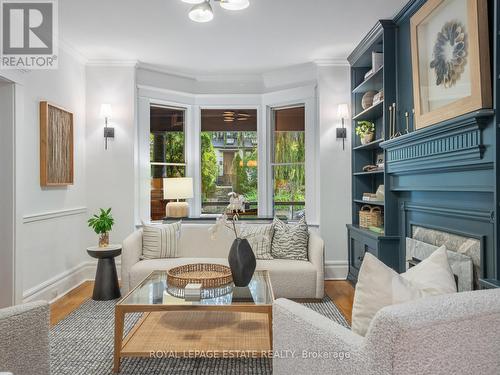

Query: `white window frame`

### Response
(136, 85, 318, 225)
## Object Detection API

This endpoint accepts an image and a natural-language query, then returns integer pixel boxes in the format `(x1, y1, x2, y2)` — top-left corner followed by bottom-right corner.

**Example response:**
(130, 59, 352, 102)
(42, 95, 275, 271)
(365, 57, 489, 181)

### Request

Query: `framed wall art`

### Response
(410, 0, 491, 129)
(40, 101, 74, 186)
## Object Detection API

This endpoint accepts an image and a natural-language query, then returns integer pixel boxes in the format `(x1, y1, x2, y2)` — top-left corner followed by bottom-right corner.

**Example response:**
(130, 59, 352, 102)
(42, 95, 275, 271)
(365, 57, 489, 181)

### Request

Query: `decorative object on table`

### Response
(359, 205, 383, 229)
(39, 101, 74, 186)
(100, 104, 114, 150)
(271, 217, 309, 261)
(209, 214, 256, 287)
(167, 263, 233, 289)
(167, 282, 233, 300)
(226, 192, 246, 215)
(356, 121, 375, 145)
(164, 177, 193, 218)
(351, 246, 456, 336)
(410, 0, 491, 129)
(184, 283, 202, 301)
(88, 208, 115, 247)
(86, 244, 121, 300)
(141, 221, 181, 259)
(361, 90, 377, 110)
(390, 103, 401, 138)
(375, 184, 385, 201)
(372, 90, 384, 105)
(336, 103, 349, 151)
(372, 51, 384, 71)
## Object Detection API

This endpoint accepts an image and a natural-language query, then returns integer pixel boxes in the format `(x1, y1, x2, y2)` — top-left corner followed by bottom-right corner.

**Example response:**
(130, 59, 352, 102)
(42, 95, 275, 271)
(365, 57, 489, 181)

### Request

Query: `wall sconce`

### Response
(100, 103, 114, 150)
(336, 103, 349, 151)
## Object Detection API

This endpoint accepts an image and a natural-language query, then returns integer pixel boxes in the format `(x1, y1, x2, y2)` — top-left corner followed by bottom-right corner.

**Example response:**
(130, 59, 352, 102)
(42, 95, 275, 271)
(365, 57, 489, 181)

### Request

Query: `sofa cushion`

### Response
(240, 224, 274, 260)
(128, 257, 317, 300)
(271, 217, 309, 260)
(142, 221, 181, 259)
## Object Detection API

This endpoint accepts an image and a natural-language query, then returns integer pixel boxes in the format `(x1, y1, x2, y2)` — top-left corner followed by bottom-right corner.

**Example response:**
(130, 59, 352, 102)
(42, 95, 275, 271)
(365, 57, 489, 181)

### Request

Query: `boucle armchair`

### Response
(273, 288, 500, 375)
(0, 301, 50, 375)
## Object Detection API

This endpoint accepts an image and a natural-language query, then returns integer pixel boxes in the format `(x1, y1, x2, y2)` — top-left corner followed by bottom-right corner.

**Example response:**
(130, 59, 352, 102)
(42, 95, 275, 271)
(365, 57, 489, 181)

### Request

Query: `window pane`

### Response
(150, 105, 186, 221)
(273, 164, 305, 220)
(200, 109, 258, 215)
(272, 106, 305, 220)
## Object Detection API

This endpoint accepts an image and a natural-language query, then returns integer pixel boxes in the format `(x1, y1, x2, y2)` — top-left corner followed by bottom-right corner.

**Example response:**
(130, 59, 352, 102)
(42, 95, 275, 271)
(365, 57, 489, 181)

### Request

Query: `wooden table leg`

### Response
(268, 308, 273, 348)
(114, 307, 124, 373)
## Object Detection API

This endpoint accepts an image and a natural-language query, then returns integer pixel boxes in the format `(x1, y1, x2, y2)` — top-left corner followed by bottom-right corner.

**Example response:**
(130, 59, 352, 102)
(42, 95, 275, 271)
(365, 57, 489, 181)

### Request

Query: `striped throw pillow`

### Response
(142, 221, 181, 259)
(240, 224, 274, 260)
(271, 217, 309, 260)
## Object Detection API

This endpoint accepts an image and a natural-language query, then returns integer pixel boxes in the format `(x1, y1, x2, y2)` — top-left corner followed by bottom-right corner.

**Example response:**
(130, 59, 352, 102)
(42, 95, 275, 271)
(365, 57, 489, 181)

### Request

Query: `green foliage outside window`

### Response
(201, 132, 218, 198)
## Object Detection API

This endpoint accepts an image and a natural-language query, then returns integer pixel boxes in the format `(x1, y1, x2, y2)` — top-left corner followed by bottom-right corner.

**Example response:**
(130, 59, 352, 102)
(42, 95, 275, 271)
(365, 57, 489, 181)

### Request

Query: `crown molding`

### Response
(59, 39, 88, 65)
(137, 62, 197, 80)
(86, 59, 139, 67)
(313, 58, 349, 67)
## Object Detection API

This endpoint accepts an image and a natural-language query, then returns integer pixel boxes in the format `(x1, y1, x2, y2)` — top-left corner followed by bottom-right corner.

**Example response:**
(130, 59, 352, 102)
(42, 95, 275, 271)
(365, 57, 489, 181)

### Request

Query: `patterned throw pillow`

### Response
(271, 217, 309, 260)
(240, 224, 274, 260)
(141, 221, 181, 259)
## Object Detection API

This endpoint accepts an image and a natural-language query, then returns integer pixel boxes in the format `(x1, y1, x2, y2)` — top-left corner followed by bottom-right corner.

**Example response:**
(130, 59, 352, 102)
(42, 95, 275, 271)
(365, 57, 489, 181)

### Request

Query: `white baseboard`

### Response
(325, 260, 348, 280)
(22, 260, 121, 304)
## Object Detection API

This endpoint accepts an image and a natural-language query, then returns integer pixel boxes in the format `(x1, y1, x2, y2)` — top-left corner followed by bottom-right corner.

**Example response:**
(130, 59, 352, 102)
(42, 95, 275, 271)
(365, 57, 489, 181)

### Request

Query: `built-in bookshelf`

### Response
(346, 20, 400, 283)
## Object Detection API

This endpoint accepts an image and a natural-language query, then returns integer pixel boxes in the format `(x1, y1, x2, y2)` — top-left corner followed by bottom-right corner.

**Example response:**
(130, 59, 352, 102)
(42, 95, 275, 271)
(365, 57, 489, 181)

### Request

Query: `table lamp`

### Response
(163, 177, 193, 218)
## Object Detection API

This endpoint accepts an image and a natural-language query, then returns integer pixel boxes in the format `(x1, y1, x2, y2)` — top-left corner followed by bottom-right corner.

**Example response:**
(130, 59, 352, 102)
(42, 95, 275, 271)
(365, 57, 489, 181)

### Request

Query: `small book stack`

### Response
(184, 283, 202, 301)
(362, 193, 379, 202)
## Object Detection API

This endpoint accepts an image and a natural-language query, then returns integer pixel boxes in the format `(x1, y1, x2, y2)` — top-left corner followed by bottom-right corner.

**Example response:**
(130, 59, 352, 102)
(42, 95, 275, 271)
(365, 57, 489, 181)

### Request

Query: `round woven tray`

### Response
(167, 263, 233, 289)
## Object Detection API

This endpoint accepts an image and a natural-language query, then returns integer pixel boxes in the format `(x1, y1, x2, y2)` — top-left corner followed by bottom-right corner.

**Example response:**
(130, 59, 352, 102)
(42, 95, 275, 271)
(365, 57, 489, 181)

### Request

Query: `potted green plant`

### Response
(356, 121, 375, 145)
(88, 208, 114, 247)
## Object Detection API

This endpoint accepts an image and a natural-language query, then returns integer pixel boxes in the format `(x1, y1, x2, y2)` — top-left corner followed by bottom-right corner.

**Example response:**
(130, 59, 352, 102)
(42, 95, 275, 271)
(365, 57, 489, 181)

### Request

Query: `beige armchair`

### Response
(273, 288, 500, 375)
(0, 301, 50, 375)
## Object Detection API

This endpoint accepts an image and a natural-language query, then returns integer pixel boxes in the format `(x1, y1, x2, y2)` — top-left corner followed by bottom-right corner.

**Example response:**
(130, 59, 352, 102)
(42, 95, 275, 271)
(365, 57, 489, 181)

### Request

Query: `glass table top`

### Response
(120, 270, 274, 306)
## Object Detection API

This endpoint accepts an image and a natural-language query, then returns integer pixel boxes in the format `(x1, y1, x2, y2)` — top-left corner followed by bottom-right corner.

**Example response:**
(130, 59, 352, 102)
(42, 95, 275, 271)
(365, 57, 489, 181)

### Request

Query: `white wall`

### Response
(0, 79, 15, 307)
(317, 65, 352, 279)
(12, 48, 89, 302)
(85, 65, 137, 246)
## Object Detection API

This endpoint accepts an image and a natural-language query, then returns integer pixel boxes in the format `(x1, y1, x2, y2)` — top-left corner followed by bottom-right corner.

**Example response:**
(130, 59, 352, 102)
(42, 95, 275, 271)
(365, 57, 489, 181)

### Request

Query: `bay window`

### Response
(200, 109, 258, 215)
(149, 105, 186, 220)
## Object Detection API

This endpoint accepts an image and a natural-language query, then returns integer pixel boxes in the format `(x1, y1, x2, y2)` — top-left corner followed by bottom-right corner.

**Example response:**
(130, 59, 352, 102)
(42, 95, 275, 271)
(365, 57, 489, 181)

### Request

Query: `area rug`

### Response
(50, 297, 349, 375)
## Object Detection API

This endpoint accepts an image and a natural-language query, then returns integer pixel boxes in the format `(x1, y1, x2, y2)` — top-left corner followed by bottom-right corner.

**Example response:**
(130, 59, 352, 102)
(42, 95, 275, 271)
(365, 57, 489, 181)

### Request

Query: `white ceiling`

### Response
(60, 0, 407, 75)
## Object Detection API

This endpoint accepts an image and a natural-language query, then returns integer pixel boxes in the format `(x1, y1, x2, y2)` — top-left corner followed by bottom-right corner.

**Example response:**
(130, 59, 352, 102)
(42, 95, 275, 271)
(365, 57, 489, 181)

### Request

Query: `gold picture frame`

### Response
(410, 0, 491, 129)
(40, 101, 74, 186)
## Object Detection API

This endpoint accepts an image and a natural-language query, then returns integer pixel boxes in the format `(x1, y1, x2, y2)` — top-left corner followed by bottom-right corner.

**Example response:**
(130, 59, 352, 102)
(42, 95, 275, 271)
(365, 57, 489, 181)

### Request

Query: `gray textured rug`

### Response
(50, 297, 349, 375)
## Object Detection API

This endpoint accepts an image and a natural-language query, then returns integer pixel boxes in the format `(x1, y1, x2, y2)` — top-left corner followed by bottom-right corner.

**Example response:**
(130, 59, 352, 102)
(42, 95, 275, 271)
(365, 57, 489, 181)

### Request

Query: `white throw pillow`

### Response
(141, 221, 181, 259)
(240, 224, 274, 260)
(351, 245, 457, 336)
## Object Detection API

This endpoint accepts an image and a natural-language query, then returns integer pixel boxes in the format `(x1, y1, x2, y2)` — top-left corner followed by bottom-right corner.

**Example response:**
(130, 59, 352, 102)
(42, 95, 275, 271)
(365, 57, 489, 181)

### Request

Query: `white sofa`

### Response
(121, 223, 324, 299)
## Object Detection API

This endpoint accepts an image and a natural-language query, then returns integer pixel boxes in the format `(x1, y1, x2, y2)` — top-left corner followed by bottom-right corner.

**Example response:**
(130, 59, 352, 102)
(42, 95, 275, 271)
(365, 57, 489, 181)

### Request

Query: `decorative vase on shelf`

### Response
(361, 91, 377, 109)
(361, 133, 375, 145)
(228, 238, 256, 287)
(99, 232, 109, 247)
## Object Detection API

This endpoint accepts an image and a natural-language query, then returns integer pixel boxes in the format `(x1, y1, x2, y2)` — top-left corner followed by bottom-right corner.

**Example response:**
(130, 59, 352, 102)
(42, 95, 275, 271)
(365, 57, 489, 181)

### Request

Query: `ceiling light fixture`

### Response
(182, 0, 250, 23)
(188, 1, 214, 23)
(220, 0, 249, 11)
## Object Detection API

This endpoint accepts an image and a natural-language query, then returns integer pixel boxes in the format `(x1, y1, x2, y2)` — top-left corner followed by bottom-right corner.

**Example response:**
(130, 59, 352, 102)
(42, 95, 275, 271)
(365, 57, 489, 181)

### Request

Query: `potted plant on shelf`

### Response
(356, 121, 375, 145)
(88, 208, 114, 247)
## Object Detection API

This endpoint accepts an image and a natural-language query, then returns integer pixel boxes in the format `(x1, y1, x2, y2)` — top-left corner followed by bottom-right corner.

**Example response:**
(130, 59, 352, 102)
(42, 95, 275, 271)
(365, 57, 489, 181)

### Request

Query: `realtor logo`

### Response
(1, 0, 58, 69)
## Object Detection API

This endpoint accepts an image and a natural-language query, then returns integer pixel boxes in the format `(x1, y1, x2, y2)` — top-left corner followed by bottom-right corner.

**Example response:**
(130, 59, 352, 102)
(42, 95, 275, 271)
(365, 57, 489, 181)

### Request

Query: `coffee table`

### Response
(113, 270, 274, 372)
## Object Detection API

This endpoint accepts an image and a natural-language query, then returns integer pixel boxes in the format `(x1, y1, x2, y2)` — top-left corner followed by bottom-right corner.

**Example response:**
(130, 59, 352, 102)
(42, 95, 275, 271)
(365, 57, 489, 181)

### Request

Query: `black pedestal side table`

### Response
(87, 245, 122, 301)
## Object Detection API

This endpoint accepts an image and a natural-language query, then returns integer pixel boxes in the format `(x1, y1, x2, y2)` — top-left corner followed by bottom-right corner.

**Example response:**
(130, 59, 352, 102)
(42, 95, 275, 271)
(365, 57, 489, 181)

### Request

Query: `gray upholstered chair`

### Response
(0, 301, 50, 375)
(273, 288, 500, 375)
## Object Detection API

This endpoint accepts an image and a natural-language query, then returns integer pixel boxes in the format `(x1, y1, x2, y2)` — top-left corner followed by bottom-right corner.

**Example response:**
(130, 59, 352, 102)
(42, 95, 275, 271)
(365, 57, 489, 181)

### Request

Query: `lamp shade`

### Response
(337, 103, 349, 119)
(220, 0, 250, 10)
(100, 104, 113, 119)
(163, 177, 193, 200)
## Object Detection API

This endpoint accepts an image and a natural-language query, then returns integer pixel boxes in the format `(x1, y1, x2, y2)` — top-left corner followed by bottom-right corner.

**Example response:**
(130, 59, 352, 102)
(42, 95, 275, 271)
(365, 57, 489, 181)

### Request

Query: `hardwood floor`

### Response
(50, 280, 354, 327)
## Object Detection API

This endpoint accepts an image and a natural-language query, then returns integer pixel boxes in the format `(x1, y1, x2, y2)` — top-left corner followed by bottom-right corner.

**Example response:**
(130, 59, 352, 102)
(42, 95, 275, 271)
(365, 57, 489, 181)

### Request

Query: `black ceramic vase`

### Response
(228, 238, 256, 287)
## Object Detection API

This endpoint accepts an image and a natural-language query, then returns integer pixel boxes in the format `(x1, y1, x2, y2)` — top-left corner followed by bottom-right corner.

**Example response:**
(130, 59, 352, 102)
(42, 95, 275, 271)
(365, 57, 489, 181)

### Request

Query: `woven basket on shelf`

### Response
(167, 263, 233, 289)
(359, 205, 383, 228)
